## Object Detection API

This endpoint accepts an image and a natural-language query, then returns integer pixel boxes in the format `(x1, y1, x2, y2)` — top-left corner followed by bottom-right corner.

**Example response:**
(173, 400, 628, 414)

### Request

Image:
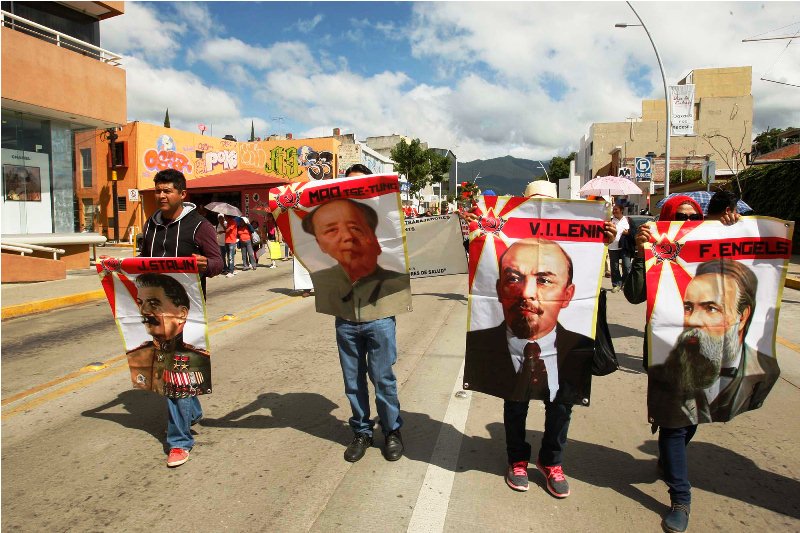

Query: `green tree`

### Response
(548, 151, 576, 182)
(753, 127, 786, 155)
(163, 108, 170, 128)
(390, 139, 451, 198)
(249, 120, 255, 142)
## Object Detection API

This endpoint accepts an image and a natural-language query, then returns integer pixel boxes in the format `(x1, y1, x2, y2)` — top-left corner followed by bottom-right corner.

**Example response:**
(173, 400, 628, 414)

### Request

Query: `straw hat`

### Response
(524, 180, 557, 199)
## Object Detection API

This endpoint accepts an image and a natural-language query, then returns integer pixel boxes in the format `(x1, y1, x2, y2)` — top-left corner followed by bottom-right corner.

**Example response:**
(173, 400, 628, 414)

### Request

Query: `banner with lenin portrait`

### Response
(97, 257, 211, 398)
(268, 174, 411, 321)
(463, 196, 607, 405)
(644, 217, 794, 427)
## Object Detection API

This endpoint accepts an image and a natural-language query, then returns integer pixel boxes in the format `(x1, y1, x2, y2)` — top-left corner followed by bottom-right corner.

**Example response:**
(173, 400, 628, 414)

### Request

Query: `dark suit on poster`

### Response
(648, 343, 781, 427)
(464, 321, 594, 405)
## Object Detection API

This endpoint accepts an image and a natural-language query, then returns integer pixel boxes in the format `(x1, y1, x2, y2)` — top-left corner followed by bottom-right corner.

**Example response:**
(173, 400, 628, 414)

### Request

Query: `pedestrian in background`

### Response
(608, 203, 631, 292)
(224, 215, 238, 277)
(238, 217, 256, 271)
(216, 213, 228, 274)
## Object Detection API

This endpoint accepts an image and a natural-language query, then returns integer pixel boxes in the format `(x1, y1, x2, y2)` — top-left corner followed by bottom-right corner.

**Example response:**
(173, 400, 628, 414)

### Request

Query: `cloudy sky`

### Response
(102, 1, 799, 162)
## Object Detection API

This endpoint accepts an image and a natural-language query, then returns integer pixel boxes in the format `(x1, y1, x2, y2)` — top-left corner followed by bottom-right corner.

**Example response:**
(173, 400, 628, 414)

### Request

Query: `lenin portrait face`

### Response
(135, 273, 190, 342)
(496, 238, 576, 341)
(671, 259, 757, 389)
(302, 199, 382, 282)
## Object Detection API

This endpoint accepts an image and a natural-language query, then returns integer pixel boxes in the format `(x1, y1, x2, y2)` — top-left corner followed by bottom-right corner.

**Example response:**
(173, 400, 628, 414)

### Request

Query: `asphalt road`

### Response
(2, 267, 799, 532)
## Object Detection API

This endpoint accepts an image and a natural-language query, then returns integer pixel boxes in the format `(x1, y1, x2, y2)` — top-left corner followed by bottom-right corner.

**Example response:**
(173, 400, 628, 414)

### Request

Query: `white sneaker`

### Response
(269, 264, 277, 269)
(226, 272, 234, 278)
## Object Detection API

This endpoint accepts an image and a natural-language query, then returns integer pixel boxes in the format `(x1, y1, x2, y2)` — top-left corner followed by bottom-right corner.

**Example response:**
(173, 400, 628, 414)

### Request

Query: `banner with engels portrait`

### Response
(463, 196, 607, 405)
(268, 174, 411, 321)
(406, 214, 468, 278)
(644, 217, 793, 427)
(97, 257, 211, 398)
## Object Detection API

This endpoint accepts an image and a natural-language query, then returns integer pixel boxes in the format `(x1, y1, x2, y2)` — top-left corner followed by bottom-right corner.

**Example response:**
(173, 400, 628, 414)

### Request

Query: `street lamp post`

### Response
(537, 160, 551, 182)
(616, 1, 671, 198)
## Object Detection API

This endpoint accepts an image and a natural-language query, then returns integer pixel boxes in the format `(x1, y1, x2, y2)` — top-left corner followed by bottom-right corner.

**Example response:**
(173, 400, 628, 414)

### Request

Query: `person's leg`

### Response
(166, 396, 202, 451)
(658, 425, 694, 506)
(621, 251, 632, 282)
(539, 400, 572, 466)
(609, 249, 622, 287)
(226, 244, 237, 273)
(659, 425, 695, 531)
(219, 245, 229, 273)
(245, 241, 256, 269)
(536, 400, 572, 498)
(335, 318, 372, 436)
(504, 400, 531, 463)
(363, 316, 404, 460)
(363, 317, 402, 434)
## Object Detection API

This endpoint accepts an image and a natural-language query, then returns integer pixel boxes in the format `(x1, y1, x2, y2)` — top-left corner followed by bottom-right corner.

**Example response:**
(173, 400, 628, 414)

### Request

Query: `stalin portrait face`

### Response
(134, 273, 190, 342)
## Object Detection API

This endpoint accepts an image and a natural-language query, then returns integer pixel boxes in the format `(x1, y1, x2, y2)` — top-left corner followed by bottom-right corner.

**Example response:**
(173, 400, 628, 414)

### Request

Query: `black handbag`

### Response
(592, 289, 619, 376)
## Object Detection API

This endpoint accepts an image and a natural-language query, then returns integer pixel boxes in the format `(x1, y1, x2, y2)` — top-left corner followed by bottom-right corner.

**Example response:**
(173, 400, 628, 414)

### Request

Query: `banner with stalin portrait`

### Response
(97, 257, 211, 398)
(644, 217, 794, 427)
(463, 196, 608, 405)
(268, 174, 411, 321)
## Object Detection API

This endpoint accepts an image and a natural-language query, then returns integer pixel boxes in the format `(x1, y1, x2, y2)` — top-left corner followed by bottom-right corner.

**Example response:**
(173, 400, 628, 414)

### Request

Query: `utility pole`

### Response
(107, 127, 119, 243)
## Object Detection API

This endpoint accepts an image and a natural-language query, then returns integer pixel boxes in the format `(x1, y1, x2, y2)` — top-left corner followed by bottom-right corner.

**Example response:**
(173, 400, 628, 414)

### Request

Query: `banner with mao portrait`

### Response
(644, 217, 794, 427)
(463, 196, 608, 405)
(97, 257, 211, 398)
(268, 174, 411, 321)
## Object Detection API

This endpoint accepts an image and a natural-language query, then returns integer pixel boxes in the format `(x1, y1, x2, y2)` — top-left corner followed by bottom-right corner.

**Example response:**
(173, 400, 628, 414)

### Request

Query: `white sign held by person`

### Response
(405, 214, 468, 278)
(670, 84, 695, 136)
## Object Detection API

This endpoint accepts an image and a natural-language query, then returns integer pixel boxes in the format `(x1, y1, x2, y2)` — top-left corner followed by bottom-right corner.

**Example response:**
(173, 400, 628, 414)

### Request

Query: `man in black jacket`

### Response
(139, 168, 222, 467)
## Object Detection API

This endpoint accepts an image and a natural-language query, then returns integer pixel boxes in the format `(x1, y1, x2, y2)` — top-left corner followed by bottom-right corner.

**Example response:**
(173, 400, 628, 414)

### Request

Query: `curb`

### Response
(786, 276, 800, 291)
(1, 290, 105, 320)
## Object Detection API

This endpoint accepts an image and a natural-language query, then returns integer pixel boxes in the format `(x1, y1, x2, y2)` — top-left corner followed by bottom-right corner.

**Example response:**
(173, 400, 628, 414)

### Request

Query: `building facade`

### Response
(1, 1, 125, 237)
(576, 66, 753, 192)
(76, 122, 346, 239)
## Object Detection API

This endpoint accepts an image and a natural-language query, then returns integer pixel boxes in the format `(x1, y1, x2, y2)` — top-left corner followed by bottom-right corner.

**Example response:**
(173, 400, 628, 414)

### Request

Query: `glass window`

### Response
(117, 196, 126, 212)
(81, 148, 92, 187)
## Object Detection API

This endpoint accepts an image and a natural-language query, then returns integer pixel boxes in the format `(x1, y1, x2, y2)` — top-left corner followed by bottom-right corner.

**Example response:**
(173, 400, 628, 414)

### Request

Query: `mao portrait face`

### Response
(303, 199, 382, 282)
(497, 239, 576, 340)
(135, 274, 190, 342)
(670, 260, 756, 390)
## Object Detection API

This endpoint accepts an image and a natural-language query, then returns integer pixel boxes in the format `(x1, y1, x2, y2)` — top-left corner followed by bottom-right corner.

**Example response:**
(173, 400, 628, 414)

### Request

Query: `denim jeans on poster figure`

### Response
(609, 248, 632, 287)
(335, 316, 403, 437)
(658, 424, 697, 505)
(166, 396, 203, 450)
(225, 243, 237, 272)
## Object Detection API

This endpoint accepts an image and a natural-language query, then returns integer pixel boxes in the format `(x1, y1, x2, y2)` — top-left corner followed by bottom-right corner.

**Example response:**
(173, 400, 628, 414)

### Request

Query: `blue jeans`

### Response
(240, 240, 256, 268)
(219, 245, 228, 272)
(609, 248, 631, 287)
(335, 316, 402, 437)
(658, 425, 697, 505)
(504, 400, 573, 466)
(225, 243, 237, 272)
(166, 396, 203, 450)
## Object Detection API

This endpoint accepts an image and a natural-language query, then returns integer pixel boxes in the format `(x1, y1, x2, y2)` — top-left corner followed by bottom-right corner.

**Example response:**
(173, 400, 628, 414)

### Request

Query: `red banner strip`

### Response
(120, 257, 199, 274)
(677, 237, 792, 262)
(500, 218, 605, 242)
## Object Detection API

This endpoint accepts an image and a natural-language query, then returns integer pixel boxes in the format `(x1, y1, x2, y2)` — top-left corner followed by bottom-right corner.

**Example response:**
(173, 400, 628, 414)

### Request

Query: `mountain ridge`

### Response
(456, 155, 550, 196)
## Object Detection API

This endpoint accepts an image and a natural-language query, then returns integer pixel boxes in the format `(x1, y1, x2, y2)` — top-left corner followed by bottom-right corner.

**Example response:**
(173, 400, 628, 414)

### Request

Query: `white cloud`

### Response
(101, 2, 187, 64)
(173, 2, 219, 39)
(290, 14, 324, 34)
(189, 38, 315, 75)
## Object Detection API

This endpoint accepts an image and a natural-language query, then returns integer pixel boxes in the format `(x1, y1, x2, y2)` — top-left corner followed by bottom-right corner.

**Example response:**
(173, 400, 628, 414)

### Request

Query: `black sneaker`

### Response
(344, 433, 373, 462)
(662, 503, 690, 533)
(383, 430, 404, 461)
(536, 459, 570, 498)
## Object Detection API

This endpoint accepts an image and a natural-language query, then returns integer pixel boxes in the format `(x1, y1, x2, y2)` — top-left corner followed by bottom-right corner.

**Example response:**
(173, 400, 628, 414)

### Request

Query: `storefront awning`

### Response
(185, 169, 291, 191)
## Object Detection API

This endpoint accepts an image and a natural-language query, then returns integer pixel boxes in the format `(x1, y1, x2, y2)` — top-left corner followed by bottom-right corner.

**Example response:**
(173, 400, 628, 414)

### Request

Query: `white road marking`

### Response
(407, 360, 472, 533)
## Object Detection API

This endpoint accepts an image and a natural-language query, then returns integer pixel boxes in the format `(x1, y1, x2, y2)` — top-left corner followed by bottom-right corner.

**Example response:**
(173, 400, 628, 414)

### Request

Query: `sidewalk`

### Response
(3, 250, 800, 320)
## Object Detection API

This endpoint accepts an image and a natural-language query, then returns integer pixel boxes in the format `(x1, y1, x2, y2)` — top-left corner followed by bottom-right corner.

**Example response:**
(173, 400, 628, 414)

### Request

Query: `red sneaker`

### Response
(167, 448, 190, 467)
(536, 459, 570, 498)
(505, 460, 529, 492)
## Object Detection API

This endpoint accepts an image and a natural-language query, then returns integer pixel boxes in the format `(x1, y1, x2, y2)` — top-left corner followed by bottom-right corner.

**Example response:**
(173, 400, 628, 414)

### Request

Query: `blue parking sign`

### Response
(635, 157, 652, 182)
